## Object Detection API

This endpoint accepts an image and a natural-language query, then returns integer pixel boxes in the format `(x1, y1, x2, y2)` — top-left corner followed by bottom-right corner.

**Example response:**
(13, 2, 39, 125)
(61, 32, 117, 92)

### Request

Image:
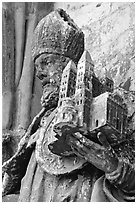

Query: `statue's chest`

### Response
(35, 109, 86, 175)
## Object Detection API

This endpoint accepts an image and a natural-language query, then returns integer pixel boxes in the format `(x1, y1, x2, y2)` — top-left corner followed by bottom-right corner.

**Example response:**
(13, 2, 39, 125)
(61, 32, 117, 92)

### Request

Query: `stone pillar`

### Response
(2, 3, 15, 130)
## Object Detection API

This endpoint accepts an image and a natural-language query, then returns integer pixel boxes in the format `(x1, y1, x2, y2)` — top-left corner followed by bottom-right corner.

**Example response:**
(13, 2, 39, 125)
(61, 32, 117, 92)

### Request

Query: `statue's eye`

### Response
(41, 59, 52, 66)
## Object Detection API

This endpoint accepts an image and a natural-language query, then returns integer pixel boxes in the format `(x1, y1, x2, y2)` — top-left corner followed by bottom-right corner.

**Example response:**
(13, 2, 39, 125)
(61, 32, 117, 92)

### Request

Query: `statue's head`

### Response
(32, 8, 84, 64)
(32, 9, 84, 106)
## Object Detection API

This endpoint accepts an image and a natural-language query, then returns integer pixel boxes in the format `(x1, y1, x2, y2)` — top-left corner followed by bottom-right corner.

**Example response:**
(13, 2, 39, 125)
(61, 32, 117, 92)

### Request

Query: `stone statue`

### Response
(2, 9, 134, 202)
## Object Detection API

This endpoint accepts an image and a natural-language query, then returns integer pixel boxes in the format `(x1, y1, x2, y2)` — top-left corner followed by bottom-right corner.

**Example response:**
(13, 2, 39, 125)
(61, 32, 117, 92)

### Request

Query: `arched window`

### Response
(63, 113, 66, 119)
(96, 120, 98, 127)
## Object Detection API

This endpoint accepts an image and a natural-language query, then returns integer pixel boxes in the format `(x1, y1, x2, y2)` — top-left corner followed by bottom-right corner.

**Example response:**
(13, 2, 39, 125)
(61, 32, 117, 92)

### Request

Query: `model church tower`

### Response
(57, 50, 128, 145)
(58, 60, 77, 107)
(75, 51, 94, 128)
(100, 73, 114, 93)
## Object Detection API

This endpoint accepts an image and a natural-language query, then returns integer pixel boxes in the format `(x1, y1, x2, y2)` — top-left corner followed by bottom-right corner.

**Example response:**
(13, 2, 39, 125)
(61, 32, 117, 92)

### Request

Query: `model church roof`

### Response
(78, 50, 94, 65)
(63, 60, 77, 72)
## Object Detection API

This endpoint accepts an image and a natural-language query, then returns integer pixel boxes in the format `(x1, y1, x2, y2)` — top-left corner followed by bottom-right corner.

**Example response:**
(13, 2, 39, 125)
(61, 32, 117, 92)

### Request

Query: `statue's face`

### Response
(35, 53, 70, 88)
(34, 53, 70, 107)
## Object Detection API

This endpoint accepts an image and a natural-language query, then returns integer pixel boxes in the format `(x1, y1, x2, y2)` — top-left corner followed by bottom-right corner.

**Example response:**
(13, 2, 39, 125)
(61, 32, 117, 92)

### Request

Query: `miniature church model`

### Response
(58, 60, 77, 107)
(100, 74, 114, 93)
(89, 92, 128, 144)
(75, 51, 93, 128)
(58, 50, 128, 144)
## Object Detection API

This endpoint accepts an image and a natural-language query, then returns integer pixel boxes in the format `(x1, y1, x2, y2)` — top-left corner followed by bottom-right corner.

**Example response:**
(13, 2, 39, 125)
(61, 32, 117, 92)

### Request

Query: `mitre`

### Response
(32, 8, 84, 63)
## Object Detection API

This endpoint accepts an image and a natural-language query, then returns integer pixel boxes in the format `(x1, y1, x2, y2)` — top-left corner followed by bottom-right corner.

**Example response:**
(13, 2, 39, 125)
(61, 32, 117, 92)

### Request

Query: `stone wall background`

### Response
(55, 2, 135, 91)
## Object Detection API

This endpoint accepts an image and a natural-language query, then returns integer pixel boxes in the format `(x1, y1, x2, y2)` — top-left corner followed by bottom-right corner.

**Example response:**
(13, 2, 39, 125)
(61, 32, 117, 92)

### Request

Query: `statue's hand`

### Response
(53, 122, 118, 173)
(68, 132, 119, 174)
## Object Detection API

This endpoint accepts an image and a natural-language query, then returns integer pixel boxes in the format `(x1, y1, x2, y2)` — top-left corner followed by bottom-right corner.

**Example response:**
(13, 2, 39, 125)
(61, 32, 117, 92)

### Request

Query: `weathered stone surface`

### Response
(14, 3, 37, 130)
(2, 194, 19, 202)
(14, 3, 25, 87)
(2, 3, 15, 129)
(32, 8, 84, 63)
(54, 3, 135, 89)
(30, 76, 43, 121)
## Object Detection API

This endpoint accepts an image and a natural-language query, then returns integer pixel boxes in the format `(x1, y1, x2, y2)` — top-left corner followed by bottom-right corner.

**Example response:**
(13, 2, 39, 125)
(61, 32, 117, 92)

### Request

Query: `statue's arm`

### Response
(2, 107, 57, 197)
(2, 130, 38, 197)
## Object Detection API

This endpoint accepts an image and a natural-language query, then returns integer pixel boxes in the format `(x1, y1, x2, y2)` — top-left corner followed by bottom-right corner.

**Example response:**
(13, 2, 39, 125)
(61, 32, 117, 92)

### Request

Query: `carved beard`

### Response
(41, 79, 60, 108)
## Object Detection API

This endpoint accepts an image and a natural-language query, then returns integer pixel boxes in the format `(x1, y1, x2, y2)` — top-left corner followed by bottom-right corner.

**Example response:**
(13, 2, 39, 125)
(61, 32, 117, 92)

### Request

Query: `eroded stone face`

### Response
(34, 53, 70, 107)
(35, 54, 70, 87)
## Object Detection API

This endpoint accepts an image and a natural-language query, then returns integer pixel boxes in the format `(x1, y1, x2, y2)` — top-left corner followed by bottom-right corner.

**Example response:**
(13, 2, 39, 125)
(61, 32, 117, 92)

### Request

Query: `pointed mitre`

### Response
(32, 9, 84, 63)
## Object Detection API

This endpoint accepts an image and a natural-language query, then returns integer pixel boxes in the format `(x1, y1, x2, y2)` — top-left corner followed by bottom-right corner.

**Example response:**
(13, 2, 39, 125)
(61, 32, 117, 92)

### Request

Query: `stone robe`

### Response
(18, 149, 134, 202)
(2, 108, 135, 202)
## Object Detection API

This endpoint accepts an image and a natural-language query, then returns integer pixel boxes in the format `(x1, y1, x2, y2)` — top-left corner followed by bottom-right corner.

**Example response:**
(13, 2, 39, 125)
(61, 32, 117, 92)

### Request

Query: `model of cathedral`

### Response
(75, 51, 93, 128)
(58, 50, 128, 144)
(58, 60, 77, 107)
